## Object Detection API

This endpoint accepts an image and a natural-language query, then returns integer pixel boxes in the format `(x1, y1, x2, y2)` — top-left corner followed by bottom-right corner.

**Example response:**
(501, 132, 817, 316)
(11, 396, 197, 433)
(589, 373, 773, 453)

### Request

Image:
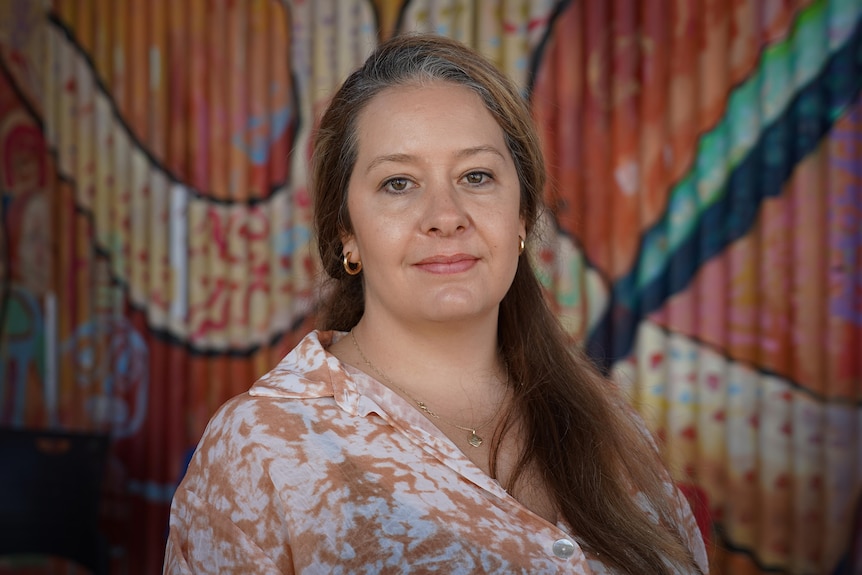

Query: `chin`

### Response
(421, 300, 497, 324)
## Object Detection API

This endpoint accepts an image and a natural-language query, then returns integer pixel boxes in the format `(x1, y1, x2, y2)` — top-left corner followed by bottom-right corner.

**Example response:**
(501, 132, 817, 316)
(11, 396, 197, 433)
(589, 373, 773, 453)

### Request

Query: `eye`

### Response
(463, 171, 492, 186)
(382, 177, 412, 193)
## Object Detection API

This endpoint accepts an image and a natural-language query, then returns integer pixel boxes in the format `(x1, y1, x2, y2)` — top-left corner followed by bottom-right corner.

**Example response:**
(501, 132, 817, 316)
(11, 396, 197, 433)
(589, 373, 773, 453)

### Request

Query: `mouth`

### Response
(414, 254, 479, 274)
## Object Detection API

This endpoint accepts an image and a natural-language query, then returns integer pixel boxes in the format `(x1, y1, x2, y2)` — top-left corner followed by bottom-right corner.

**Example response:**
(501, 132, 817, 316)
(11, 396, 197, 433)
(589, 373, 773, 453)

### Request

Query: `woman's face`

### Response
(342, 81, 525, 329)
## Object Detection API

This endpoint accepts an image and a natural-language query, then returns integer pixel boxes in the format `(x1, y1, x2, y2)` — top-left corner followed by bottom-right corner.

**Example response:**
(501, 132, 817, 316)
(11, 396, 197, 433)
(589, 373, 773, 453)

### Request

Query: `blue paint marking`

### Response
(586, 16, 862, 371)
(231, 107, 294, 165)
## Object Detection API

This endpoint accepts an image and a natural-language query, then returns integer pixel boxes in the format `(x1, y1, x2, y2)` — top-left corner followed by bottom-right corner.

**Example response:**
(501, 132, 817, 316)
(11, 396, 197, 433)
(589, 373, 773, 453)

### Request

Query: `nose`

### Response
(421, 180, 470, 236)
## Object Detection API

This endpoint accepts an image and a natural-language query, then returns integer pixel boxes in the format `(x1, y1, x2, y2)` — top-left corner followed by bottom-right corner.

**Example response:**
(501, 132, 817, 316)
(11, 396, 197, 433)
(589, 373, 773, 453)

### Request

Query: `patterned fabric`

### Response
(164, 331, 708, 574)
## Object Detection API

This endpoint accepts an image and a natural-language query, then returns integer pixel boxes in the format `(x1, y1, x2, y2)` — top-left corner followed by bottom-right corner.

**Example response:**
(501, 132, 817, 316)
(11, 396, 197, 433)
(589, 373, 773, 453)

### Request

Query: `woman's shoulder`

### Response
(184, 329, 359, 477)
(192, 392, 305, 461)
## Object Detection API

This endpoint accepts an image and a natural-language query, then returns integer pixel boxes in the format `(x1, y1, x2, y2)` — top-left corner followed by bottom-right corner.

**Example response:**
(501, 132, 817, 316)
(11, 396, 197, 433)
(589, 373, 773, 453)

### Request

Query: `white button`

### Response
(552, 538, 575, 558)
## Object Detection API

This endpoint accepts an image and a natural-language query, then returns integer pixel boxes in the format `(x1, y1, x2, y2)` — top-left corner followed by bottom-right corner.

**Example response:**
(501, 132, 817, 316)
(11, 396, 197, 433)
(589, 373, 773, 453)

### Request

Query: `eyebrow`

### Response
(364, 145, 506, 174)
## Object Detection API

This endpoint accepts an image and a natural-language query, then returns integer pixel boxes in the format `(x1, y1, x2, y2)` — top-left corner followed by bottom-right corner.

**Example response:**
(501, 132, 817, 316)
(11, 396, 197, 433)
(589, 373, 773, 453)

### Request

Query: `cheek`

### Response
(354, 216, 403, 257)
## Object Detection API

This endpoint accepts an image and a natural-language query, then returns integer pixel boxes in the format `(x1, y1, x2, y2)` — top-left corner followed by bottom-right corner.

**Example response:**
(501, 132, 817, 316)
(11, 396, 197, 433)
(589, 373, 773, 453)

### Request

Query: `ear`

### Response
(340, 232, 358, 261)
(518, 216, 527, 243)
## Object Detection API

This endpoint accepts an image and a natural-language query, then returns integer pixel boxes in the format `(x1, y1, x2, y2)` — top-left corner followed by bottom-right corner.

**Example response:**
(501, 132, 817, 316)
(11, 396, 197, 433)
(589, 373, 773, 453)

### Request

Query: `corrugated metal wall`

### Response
(0, 1, 859, 572)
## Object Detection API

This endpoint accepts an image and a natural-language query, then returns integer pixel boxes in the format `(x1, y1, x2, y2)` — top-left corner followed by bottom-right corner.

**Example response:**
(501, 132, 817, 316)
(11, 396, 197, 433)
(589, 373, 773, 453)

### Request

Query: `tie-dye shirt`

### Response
(164, 330, 708, 574)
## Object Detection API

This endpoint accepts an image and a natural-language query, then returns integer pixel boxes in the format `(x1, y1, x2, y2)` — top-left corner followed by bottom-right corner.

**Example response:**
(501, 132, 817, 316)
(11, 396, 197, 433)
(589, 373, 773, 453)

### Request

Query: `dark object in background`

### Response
(0, 427, 110, 574)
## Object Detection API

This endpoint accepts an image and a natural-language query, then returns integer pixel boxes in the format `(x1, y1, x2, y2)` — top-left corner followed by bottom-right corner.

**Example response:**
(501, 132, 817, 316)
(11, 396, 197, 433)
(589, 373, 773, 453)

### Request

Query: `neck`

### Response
(356, 313, 500, 374)
(347, 313, 506, 416)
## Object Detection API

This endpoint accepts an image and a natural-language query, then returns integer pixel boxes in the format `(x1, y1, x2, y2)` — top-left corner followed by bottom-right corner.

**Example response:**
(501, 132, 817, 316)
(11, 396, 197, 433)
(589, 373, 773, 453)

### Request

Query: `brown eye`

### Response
(464, 172, 489, 185)
(384, 178, 410, 193)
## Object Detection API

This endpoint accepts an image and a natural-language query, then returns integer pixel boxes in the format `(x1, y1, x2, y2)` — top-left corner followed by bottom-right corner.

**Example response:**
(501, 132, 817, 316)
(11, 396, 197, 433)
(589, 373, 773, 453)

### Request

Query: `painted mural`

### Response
(0, 0, 859, 573)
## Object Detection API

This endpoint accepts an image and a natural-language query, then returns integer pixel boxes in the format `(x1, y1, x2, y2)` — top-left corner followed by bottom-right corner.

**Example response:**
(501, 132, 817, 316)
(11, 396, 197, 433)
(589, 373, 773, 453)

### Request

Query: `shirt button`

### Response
(552, 538, 575, 559)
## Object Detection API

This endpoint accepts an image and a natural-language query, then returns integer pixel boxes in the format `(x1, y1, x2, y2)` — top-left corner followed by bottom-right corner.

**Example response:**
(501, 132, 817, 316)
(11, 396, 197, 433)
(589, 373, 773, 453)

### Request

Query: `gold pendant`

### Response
(468, 430, 483, 448)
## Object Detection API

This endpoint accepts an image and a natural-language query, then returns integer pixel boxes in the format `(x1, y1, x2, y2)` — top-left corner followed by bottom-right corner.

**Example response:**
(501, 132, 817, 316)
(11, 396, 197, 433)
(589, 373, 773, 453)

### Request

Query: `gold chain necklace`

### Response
(349, 330, 503, 448)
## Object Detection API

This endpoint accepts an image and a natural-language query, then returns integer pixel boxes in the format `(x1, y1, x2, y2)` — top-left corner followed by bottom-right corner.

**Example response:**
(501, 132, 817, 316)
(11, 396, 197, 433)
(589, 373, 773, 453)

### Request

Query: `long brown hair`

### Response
(311, 33, 702, 574)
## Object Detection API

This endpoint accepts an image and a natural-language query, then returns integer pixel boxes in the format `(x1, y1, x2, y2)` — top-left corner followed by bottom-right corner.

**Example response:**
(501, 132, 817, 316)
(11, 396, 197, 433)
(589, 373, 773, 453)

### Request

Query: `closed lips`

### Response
(414, 254, 478, 273)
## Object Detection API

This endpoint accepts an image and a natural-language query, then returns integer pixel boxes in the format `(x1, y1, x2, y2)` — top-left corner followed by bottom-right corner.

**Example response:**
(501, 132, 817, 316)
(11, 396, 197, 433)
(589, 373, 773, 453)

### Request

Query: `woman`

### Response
(165, 33, 708, 574)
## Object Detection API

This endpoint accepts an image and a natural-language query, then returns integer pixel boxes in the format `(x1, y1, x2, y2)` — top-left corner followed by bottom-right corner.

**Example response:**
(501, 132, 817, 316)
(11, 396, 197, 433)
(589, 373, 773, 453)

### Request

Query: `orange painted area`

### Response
(49, 0, 297, 199)
(532, 0, 816, 279)
(648, 109, 861, 399)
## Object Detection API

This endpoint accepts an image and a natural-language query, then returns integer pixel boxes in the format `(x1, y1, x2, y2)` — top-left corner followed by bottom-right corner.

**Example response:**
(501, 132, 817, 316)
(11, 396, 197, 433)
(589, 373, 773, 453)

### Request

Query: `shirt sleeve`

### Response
(163, 486, 291, 575)
(672, 484, 710, 574)
(625, 404, 711, 573)
(162, 396, 296, 575)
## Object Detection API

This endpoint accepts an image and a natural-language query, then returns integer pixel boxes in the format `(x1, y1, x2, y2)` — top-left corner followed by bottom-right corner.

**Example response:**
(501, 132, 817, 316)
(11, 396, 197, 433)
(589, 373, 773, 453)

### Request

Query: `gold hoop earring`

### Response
(343, 252, 362, 275)
(518, 236, 525, 255)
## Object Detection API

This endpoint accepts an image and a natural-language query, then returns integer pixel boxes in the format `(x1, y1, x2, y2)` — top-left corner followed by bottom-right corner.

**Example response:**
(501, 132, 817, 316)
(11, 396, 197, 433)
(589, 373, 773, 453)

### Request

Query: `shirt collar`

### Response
(248, 329, 511, 498)
(248, 330, 367, 411)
